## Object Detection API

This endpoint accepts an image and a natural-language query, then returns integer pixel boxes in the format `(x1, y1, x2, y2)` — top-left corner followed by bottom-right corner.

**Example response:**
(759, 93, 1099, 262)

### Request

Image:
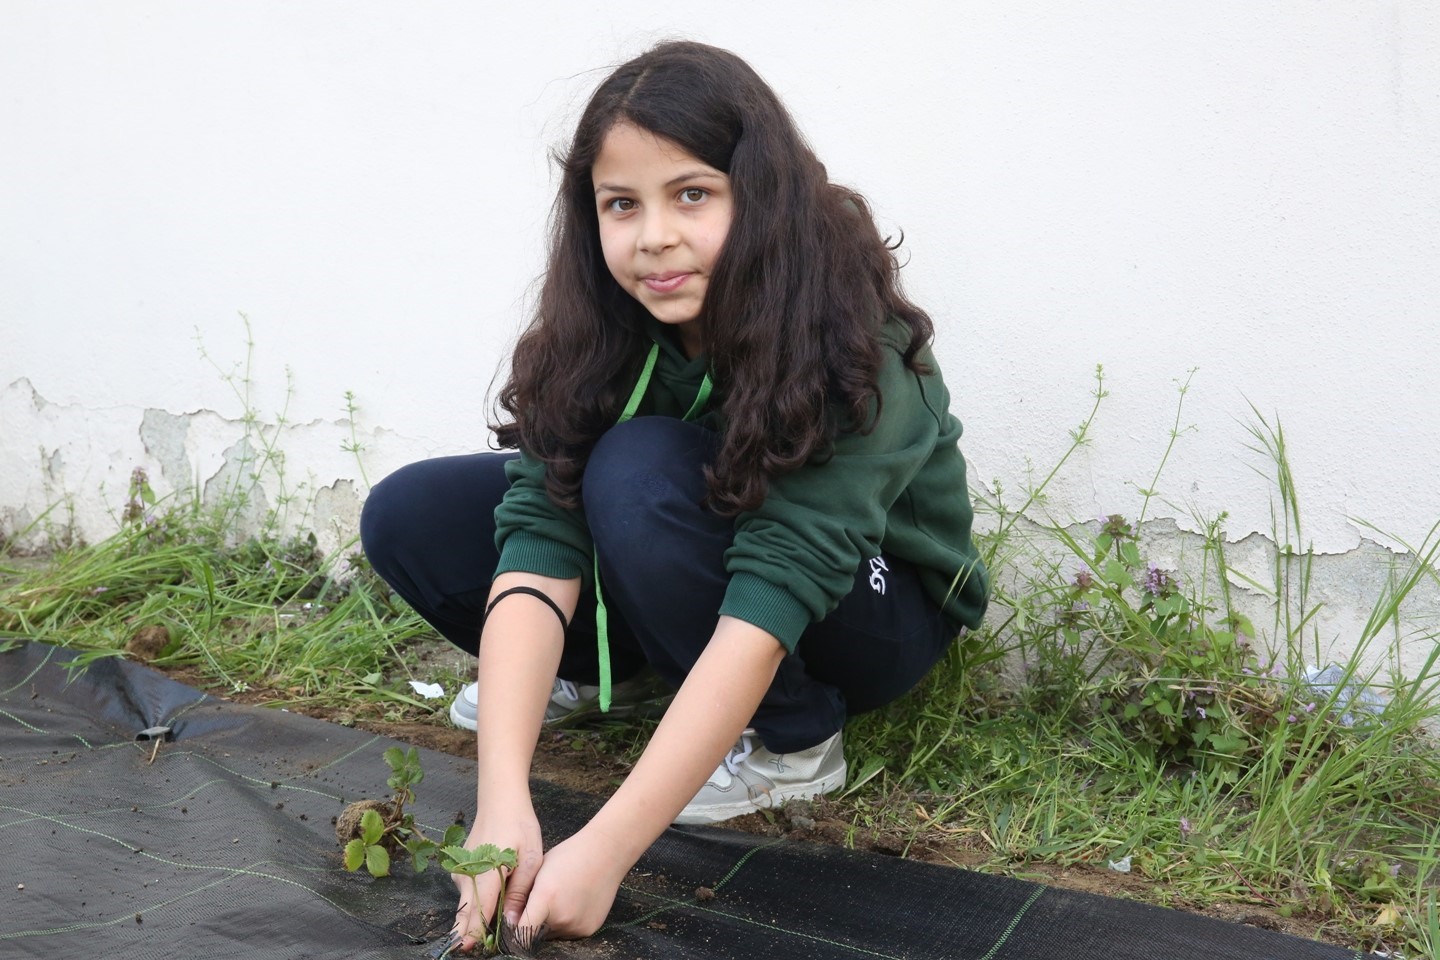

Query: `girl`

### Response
(360, 40, 988, 947)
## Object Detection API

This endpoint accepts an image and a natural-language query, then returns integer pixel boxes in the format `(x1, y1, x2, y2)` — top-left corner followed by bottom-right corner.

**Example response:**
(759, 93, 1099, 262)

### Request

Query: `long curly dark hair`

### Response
(494, 40, 934, 515)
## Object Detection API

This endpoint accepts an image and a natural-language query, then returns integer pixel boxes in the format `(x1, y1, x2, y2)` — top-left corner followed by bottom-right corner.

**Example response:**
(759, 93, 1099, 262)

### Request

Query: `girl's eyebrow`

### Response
(664, 169, 727, 188)
(593, 170, 727, 195)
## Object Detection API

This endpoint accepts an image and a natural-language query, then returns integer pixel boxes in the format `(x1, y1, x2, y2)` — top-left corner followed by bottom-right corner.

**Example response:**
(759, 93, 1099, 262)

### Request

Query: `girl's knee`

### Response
(584, 419, 711, 511)
(583, 418, 723, 557)
(361, 454, 511, 568)
(359, 464, 424, 570)
(360, 461, 429, 536)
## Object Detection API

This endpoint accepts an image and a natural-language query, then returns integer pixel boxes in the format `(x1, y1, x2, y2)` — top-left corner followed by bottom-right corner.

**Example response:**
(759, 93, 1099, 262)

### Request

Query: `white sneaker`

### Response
(448, 670, 670, 731)
(675, 728, 846, 825)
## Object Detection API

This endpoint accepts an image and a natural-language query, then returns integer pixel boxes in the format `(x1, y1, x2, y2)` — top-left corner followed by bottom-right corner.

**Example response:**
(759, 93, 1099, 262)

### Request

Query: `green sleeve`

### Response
(717, 339, 955, 651)
(492, 450, 592, 584)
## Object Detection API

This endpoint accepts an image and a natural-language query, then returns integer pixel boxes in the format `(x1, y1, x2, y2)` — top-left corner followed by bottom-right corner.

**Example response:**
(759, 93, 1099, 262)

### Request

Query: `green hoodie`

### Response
(493, 318, 988, 652)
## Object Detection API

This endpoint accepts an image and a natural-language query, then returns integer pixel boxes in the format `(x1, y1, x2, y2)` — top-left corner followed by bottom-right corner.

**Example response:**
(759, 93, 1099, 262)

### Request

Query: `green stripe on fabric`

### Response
(975, 885, 1046, 960)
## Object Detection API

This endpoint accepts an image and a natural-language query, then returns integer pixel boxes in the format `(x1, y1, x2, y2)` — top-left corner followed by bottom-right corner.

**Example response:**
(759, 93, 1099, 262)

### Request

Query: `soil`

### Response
(156, 660, 1356, 952)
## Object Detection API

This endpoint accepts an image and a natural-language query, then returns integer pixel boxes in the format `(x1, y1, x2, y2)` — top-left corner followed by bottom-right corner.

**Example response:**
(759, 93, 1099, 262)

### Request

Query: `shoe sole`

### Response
(673, 765, 847, 825)
(449, 700, 477, 731)
(449, 695, 672, 732)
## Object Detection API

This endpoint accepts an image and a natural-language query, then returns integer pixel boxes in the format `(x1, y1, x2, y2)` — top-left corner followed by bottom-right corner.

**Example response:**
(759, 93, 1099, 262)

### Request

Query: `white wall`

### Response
(3, 2, 1437, 671)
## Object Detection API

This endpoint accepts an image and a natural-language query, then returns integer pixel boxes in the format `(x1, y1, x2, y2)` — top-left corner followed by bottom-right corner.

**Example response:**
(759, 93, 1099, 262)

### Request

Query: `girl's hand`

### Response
(451, 803, 544, 953)
(504, 617, 785, 941)
(512, 827, 628, 939)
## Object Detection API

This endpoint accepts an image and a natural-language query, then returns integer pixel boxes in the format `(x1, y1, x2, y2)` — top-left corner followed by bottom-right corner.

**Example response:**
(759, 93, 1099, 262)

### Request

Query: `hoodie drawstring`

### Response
(593, 343, 712, 711)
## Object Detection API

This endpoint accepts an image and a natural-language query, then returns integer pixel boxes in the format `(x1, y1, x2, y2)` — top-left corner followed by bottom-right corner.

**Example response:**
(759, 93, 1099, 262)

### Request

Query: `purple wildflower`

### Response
(1073, 569, 1094, 591)
(1196, 707, 1207, 720)
(1179, 817, 1192, 838)
(1287, 714, 1297, 723)
(1142, 563, 1176, 597)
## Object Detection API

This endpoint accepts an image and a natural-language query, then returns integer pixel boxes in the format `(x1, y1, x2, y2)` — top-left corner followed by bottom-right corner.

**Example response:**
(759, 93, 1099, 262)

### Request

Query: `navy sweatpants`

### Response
(360, 418, 956, 753)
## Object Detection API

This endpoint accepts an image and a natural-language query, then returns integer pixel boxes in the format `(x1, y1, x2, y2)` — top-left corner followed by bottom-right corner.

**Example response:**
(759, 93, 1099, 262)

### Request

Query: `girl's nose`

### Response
(637, 210, 679, 254)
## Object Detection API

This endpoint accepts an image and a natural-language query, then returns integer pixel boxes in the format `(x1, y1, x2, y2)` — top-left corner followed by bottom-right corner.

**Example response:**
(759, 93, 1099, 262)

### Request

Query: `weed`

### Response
(848, 372, 1440, 955)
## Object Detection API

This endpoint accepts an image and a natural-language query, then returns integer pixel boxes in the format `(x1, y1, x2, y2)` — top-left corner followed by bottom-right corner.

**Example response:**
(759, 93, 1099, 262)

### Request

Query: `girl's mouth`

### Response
(642, 273, 691, 293)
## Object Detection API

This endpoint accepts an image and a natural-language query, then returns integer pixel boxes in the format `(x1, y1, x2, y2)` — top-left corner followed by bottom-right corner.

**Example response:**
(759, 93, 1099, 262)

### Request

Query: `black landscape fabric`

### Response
(1, 641, 1372, 960)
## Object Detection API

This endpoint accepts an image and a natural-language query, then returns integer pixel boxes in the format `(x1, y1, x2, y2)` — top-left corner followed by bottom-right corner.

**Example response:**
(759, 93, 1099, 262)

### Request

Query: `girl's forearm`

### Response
(473, 572, 580, 803)
(584, 615, 786, 865)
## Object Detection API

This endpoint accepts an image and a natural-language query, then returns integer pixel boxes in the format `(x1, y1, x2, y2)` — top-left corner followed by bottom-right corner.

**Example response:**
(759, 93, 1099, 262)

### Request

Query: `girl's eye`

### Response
(606, 198, 636, 213)
(679, 188, 707, 204)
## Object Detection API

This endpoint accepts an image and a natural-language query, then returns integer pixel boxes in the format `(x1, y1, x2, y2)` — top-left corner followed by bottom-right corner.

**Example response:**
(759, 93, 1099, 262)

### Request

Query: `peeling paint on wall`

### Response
(198, 437, 273, 541)
(42, 448, 64, 484)
(987, 514, 1440, 687)
(140, 409, 193, 494)
(312, 479, 363, 558)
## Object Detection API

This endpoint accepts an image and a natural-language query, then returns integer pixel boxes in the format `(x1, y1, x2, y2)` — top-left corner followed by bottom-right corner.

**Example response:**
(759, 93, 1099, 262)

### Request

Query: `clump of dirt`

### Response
(126, 625, 170, 661)
(335, 797, 397, 848)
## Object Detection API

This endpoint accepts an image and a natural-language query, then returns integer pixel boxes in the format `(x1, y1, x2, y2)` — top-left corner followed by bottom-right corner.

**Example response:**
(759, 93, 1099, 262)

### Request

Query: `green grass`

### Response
(0, 485, 436, 713)
(841, 373, 1440, 956)
(2, 367, 1437, 956)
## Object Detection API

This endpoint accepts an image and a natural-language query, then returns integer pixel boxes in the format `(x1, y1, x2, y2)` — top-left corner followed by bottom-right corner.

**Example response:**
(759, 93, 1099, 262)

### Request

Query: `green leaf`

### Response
(438, 844, 469, 872)
(409, 839, 435, 873)
(1101, 558, 1127, 585)
(1209, 732, 1244, 756)
(440, 842, 518, 877)
(366, 844, 391, 877)
(383, 746, 405, 770)
(359, 808, 385, 846)
(442, 823, 468, 847)
(343, 838, 366, 872)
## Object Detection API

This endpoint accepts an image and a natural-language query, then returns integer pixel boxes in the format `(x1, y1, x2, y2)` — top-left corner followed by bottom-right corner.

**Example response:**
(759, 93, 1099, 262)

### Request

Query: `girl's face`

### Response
(592, 122, 733, 358)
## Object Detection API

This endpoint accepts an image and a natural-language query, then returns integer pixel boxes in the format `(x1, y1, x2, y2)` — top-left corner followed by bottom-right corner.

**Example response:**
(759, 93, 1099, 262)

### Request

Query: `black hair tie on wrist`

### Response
(484, 586, 569, 633)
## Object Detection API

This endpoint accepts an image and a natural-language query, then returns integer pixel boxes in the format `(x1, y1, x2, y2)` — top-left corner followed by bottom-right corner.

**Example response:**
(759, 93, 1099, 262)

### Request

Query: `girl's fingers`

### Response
(455, 897, 486, 952)
(452, 910, 477, 953)
(502, 845, 543, 927)
(452, 875, 498, 952)
(515, 890, 551, 942)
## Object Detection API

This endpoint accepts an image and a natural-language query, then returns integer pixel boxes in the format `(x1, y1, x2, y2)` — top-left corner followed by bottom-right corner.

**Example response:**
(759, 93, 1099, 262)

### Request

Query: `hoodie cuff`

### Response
(495, 533, 590, 584)
(718, 572, 813, 653)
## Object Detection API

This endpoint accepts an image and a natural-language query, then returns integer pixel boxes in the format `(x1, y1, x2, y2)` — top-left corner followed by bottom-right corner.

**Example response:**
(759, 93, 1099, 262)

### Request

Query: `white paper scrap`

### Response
(408, 680, 445, 700)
